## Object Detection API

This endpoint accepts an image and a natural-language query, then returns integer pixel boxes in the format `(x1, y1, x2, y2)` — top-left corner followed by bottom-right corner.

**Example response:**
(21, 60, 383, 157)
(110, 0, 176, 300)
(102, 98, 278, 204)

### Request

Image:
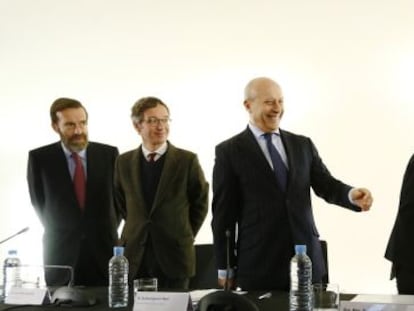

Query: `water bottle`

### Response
(2, 250, 22, 298)
(289, 244, 313, 311)
(108, 246, 129, 308)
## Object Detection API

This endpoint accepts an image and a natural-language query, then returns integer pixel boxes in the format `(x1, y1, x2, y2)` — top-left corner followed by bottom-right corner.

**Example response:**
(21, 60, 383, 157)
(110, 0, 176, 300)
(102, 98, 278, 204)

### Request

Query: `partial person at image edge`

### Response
(385, 154, 414, 294)
(211, 77, 373, 291)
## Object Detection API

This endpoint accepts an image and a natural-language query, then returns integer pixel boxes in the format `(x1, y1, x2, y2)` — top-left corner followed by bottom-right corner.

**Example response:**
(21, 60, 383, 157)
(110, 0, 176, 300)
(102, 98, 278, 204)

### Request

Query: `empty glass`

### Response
(134, 278, 158, 294)
(313, 283, 339, 311)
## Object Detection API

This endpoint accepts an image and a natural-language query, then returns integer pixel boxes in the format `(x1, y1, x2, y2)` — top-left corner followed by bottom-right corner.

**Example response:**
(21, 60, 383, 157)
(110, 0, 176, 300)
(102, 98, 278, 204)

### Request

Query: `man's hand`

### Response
(218, 277, 235, 290)
(351, 188, 373, 211)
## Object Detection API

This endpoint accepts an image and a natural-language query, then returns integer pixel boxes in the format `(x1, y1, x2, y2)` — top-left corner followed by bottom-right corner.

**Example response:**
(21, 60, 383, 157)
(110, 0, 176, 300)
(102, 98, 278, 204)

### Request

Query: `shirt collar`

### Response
(61, 142, 87, 159)
(248, 122, 281, 140)
(142, 142, 168, 158)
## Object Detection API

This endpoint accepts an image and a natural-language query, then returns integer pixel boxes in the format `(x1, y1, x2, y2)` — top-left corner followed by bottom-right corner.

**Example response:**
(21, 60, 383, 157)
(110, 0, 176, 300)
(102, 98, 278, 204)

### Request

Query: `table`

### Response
(0, 287, 356, 311)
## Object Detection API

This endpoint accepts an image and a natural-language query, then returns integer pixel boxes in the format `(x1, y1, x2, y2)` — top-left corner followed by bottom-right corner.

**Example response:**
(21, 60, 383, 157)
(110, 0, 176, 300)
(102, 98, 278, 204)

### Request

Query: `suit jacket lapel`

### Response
(151, 142, 176, 212)
(51, 142, 81, 208)
(51, 142, 73, 182)
(85, 143, 103, 208)
(242, 127, 281, 183)
(132, 147, 148, 212)
(85, 143, 95, 193)
(280, 130, 295, 192)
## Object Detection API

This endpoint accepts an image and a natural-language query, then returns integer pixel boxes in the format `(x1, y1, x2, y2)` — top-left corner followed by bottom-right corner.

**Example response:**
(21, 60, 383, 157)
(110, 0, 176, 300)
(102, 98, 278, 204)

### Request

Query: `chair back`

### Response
(196, 291, 259, 311)
(189, 244, 217, 289)
(320, 239, 329, 283)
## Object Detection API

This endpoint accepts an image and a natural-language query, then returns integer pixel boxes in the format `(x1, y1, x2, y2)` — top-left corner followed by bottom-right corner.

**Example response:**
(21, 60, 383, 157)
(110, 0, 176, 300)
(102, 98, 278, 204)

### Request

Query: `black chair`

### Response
(196, 291, 259, 311)
(189, 244, 218, 289)
(320, 239, 329, 283)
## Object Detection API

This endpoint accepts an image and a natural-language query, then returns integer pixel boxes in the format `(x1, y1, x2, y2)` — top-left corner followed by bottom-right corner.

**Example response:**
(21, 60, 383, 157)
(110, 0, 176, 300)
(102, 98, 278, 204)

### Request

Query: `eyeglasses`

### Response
(143, 117, 171, 126)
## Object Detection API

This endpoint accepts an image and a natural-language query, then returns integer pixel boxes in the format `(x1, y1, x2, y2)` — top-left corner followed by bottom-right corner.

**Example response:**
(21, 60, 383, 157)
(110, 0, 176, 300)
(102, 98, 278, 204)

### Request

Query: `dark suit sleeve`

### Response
(211, 143, 239, 269)
(397, 155, 414, 219)
(27, 150, 45, 224)
(385, 154, 414, 263)
(307, 138, 358, 211)
(111, 147, 122, 225)
(114, 156, 127, 221)
(187, 155, 209, 236)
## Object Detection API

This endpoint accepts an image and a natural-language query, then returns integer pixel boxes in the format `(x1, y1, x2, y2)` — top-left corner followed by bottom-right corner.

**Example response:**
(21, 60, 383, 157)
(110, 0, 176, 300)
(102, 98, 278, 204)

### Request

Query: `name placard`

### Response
(5, 287, 48, 305)
(133, 292, 190, 311)
(340, 294, 414, 311)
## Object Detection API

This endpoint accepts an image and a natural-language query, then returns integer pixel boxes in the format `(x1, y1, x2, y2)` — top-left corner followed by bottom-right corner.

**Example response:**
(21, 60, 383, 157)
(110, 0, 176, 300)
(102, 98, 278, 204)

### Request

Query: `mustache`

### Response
(70, 134, 87, 140)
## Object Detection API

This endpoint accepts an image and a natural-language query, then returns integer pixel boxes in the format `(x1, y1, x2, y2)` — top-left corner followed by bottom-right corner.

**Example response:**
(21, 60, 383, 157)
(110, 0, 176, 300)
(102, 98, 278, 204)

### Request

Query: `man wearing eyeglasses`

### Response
(114, 96, 209, 290)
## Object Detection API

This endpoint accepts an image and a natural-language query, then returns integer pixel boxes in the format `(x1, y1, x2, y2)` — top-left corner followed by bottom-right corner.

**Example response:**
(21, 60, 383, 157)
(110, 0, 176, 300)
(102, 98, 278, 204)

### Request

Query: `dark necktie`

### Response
(263, 133, 288, 191)
(148, 153, 157, 162)
(72, 152, 86, 210)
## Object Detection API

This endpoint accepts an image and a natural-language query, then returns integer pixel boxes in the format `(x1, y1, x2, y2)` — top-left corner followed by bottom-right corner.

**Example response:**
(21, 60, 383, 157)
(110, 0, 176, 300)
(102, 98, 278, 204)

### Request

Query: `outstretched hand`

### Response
(350, 188, 373, 211)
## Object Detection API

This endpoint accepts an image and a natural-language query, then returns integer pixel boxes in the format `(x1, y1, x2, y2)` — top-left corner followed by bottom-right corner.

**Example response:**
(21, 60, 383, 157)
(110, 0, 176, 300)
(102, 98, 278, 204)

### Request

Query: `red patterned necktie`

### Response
(72, 152, 86, 210)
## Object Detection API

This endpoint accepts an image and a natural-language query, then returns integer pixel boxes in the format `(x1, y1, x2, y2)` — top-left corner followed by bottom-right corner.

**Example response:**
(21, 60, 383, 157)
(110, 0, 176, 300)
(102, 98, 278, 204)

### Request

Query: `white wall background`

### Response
(1, 0, 414, 294)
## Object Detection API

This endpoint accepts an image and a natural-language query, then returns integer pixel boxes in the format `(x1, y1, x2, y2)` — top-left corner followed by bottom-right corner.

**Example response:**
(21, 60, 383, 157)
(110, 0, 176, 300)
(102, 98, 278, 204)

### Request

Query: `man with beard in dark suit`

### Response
(27, 97, 120, 286)
(212, 77, 373, 291)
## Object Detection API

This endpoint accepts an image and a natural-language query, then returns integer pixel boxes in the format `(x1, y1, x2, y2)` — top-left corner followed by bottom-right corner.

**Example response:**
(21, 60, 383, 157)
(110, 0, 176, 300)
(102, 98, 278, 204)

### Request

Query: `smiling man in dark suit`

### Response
(211, 77, 373, 291)
(114, 96, 208, 290)
(27, 97, 120, 286)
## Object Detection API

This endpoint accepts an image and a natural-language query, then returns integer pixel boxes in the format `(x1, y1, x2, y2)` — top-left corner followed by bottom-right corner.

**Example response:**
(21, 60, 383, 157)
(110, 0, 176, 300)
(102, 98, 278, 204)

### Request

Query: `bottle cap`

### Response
(294, 245, 307, 254)
(8, 250, 17, 256)
(113, 246, 124, 256)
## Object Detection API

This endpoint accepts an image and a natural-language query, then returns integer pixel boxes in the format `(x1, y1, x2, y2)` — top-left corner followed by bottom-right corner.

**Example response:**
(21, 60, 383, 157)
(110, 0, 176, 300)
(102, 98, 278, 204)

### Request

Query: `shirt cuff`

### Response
(348, 188, 355, 204)
(218, 269, 235, 279)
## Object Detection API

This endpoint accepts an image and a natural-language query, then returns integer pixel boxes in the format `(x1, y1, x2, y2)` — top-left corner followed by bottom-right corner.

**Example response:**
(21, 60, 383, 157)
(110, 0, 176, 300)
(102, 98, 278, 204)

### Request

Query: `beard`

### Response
(61, 133, 88, 152)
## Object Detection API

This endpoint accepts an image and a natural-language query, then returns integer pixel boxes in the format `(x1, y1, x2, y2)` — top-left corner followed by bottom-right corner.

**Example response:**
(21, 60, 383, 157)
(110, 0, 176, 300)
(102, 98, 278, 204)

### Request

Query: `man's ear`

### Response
(51, 122, 59, 133)
(243, 100, 251, 111)
(133, 121, 141, 133)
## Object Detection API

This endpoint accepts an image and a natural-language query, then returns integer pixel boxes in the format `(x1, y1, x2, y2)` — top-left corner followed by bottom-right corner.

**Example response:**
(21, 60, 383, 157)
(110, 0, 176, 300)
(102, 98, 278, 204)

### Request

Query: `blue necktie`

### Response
(263, 133, 288, 191)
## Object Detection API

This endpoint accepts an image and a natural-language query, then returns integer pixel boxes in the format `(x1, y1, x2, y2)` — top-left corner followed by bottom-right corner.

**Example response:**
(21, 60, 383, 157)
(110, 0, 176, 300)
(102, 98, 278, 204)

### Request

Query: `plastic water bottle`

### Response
(2, 250, 22, 298)
(289, 245, 313, 311)
(108, 246, 129, 308)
